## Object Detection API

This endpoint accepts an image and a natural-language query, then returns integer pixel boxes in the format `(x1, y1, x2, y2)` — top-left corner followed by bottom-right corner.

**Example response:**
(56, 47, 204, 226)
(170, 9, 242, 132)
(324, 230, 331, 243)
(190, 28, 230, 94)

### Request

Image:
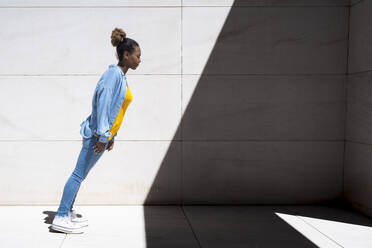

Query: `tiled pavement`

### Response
(1, 203, 372, 248)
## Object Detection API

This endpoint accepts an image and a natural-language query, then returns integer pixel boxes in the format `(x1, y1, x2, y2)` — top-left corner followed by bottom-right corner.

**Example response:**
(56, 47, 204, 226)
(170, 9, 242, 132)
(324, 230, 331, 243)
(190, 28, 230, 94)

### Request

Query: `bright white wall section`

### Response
(0, 75, 181, 140)
(0, 0, 181, 7)
(0, 1, 182, 205)
(0, 8, 181, 75)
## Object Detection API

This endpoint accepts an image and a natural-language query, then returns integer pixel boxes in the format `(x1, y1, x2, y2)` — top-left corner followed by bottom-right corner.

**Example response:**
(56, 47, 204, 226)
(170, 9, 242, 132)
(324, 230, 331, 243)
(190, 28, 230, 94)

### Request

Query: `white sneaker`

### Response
(69, 209, 89, 227)
(51, 215, 85, 234)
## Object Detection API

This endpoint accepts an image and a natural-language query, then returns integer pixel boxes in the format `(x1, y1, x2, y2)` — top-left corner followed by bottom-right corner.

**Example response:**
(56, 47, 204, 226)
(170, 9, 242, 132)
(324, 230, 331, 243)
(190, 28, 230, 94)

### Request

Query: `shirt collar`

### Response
(109, 64, 125, 77)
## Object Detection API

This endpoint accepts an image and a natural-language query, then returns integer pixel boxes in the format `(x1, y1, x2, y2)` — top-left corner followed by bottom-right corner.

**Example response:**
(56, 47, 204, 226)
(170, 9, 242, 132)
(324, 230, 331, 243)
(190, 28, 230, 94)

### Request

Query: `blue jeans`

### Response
(56, 135, 108, 217)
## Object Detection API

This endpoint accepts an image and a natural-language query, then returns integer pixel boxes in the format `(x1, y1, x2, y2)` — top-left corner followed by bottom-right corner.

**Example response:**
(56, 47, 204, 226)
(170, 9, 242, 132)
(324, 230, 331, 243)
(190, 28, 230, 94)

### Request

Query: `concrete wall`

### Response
(0, 0, 349, 205)
(345, 0, 372, 217)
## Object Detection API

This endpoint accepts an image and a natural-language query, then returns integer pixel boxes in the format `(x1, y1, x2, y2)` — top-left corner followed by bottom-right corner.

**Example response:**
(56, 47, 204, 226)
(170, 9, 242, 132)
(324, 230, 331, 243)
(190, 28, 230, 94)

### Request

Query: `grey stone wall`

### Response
(345, 0, 372, 217)
(0, 0, 352, 205)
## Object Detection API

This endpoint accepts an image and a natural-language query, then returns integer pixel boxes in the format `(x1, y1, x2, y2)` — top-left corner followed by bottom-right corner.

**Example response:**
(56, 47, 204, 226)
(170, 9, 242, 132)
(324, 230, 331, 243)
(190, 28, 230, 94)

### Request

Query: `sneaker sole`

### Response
(51, 224, 85, 234)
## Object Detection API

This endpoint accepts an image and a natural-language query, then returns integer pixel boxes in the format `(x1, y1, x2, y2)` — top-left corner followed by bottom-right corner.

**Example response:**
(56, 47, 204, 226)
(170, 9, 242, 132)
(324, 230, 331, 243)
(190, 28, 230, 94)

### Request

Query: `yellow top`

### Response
(109, 86, 133, 141)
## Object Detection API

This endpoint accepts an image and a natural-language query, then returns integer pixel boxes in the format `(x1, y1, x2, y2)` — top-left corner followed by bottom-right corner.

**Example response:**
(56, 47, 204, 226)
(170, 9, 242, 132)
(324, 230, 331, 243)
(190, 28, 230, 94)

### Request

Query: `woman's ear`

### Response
(123, 51, 129, 60)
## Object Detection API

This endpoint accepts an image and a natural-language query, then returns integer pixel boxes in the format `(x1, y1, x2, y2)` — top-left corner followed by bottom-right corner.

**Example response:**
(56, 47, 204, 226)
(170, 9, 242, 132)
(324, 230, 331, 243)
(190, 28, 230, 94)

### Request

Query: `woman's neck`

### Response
(117, 63, 129, 75)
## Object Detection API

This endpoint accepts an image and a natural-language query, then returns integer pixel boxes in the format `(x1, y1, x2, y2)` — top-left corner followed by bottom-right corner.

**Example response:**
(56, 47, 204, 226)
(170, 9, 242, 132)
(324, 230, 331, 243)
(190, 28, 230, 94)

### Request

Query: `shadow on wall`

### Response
(142, 0, 349, 247)
(144, 2, 347, 205)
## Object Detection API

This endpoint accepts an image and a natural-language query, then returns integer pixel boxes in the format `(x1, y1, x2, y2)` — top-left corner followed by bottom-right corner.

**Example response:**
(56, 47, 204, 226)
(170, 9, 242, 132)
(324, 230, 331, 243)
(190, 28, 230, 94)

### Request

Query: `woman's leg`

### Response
(69, 137, 106, 212)
(69, 184, 81, 212)
(56, 136, 107, 217)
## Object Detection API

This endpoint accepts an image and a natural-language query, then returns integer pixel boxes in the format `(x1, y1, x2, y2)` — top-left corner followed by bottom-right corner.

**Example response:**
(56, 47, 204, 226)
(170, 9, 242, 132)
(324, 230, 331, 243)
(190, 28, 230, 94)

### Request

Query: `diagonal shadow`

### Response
(140, 1, 361, 247)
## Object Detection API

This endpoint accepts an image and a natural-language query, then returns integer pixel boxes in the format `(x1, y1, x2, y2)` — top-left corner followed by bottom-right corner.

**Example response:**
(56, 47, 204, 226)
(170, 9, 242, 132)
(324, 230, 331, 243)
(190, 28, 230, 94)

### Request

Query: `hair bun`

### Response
(111, 27, 127, 47)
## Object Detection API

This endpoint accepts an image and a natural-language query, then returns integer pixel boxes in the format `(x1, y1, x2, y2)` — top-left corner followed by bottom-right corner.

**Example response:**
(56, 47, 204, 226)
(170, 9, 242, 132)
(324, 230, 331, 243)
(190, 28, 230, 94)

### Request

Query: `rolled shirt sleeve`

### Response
(96, 86, 113, 143)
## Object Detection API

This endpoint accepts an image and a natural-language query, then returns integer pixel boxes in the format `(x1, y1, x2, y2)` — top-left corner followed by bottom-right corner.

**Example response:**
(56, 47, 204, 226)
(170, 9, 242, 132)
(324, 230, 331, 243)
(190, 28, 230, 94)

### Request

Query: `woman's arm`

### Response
(95, 85, 113, 144)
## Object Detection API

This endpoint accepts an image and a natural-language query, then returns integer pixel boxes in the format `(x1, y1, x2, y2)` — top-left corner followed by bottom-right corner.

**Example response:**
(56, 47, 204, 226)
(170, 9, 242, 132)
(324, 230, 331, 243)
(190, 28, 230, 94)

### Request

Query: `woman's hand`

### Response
(93, 141, 106, 154)
(107, 140, 114, 151)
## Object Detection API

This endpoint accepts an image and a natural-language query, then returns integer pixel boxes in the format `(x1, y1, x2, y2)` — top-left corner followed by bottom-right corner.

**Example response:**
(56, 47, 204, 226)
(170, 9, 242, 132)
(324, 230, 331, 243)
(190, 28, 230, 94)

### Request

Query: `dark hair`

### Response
(110, 27, 139, 62)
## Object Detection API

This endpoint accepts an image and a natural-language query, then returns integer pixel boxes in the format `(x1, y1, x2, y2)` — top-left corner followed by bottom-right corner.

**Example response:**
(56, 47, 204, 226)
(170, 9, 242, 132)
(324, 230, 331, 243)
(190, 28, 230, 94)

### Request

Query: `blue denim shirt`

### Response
(79, 64, 127, 143)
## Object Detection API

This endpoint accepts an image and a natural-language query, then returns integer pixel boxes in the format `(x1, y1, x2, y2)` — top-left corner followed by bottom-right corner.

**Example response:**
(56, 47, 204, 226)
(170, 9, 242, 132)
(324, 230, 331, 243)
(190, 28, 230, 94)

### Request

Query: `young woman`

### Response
(51, 27, 141, 234)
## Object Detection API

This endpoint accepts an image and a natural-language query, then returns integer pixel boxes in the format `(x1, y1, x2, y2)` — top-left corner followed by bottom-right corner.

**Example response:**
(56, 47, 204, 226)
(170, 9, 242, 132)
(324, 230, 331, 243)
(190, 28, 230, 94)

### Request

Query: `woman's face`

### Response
(124, 46, 141, 70)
